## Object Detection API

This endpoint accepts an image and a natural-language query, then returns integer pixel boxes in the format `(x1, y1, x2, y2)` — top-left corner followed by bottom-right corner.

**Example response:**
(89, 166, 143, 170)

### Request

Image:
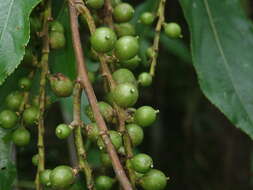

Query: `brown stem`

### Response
(68, 2, 133, 190)
(103, 0, 114, 28)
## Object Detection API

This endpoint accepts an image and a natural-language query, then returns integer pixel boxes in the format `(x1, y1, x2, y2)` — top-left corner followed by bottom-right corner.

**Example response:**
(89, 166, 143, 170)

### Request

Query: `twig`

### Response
(68, 2, 133, 190)
(149, 0, 167, 76)
(72, 83, 95, 190)
(103, 0, 114, 28)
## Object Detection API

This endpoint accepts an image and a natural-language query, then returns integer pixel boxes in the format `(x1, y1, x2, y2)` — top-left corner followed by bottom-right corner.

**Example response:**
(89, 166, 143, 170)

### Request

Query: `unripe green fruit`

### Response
(140, 12, 155, 25)
(134, 106, 157, 127)
(146, 47, 156, 59)
(50, 21, 64, 33)
(50, 73, 73, 97)
(12, 128, 31, 146)
(18, 77, 32, 91)
(32, 154, 39, 166)
(5, 91, 23, 111)
(86, 0, 104, 9)
(55, 124, 72, 139)
(100, 152, 112, 167)
(49, 32, 66, 49)
(120, 55, 141, 70)
(40, 169, 52, 186)
(95, 176, 115, 190)
(90, 27, 117, 53)
(111, 0, 121, 7)
(126, 124, 144, 147)
(0, 110, 18, 129)
(131, 153, 153, 173)
(86, 123, 99, 142)
(115, 36, 139, 61)
(88, 71, 96, 84)
(113, 3, 134, 23)
(114, 23, 136, 37)
(112, 83, 139, 107)
(164, 22, 182, 38)
(138, 72, 152, 87)
(140, 169, 167, 190)
(97, 130, 122, 150)
(50, 165, 74, 189)
(104, 92, 114, 106)
(112, 68, 136, 85)
(23, 106, 39, 126)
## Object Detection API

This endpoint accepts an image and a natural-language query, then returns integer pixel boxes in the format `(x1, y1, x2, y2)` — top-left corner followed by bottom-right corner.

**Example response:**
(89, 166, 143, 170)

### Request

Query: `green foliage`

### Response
(0, 162, 16, 190)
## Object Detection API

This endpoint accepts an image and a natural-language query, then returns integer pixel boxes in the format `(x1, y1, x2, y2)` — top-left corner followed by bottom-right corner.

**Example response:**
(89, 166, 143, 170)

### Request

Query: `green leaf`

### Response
(0, 0, 41, 85)
(179, 0, 253, 138)
(0, 162, 16, 190)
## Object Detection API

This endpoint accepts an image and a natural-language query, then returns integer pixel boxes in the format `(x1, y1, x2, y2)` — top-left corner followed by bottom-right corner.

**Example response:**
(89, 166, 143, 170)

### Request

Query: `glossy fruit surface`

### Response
(86, 0, 104, 9)
(115, 36, 139, 61)
(49, 32, 66, 49)
(86, 123, 99, 142)
(126, 124, 144, 146)
(90, 27, 117, 53)
(95, 176, 115, 190)
(120, 55, 141, 70)
(97, 130, 122, 150)
(112, 68, 136, 84)
(5, 91, 23, 111)
(112, 83, 138, 107)
(50, 21, 64, 33)
(23, 106, 39, 126)
(146, 47, 156, 58)
(19, 77, 32, 91)
(114, 23, 136, 37)
(134, 106, 157, 127)
(0, 110, 18, 129)
(50, 73, 73, 97)
(113, 3, 134, 23)
(100, 152, 112, 167)
(140, 12, 155, 25)
(164, 22, 182, 38)
(12, 128, 31, 146)
(32, 154, 39, 166)
(138, 72, 152, 87)
(40, 169, 52, 186)
(55, 124, 72, 139)
(50, 165, 74, 188)
(131, 153, 153, 173)
(140, 169, 167, 190)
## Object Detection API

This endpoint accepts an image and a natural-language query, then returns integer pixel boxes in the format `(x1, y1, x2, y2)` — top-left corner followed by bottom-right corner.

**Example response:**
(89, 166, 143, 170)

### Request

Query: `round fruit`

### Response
(112, 68, 136, 85)
(134, 106, 157, 127)
(86, 123, 100, 142)
(146, 47, 156, 59)
(131, 153, 153, 173)
(95, 176, 115, 190)
(140, 169, 167, 190)
(55, 124, 72, 139)
(0, 110, 18, 129)
(50, 21, 64, 33)
(126, 124, 144, 147)
(88, 72, 96, 84)
(164, 22, 182, 38)
(115, 36, 139, 61)
(32, 154, 39, 166)
(112, 83, 138, 107)
(86, 0, 104, 9)
(111, 0, 121, 7)
(140, 12, 155, 25)
(23, 106, 39, 126)
(114, 23, 136, 37)
(120, 55, 141, 70)
(12, 128, 31, 146)
(40, 169, 52, 186)
(113, 3, 134, 23)
(50, 73, 73, 97)
(104, 92, 114, 106)
(5, 91, 23, 111)
(100, 152, 112, 167)
(90, 27, 117, 53)
(18, 77, 32, 91)
(50, 165, 74, 188)
(138, 72, 152, 87)
(97, 130, 122, 150)
(49, 32, 66, 49)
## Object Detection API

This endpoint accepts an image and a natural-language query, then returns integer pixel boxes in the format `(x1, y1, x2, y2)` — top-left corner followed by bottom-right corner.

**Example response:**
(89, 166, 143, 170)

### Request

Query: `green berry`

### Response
(12, 128, 31, 146)
(134, 106, 157, 127)
(138, 72, 152, 87)
(140, 169, 167, 190)
(55, 124, 72, 139)
(112, 68, 136, 85)
(90, 27, 117, 53)
(23, 106, 39, 126)
(115, 36, 139, 61)
(86, 0, 104, 9)
(131, 153, 153, 173)
(5, 91, 23, 111)
(50, 21, 64, 33)
(104, 92, 114, 106)
(120, 55, 141, 70)
(0, 110, 18, 129)
(32, 154, 39, 166)
(140, 12, 155, 25)
(86, 123, 100, 142)
(112, 83, 138, 107)
(146, 47, 156, 59)
(40, 169, 52, 186)
(100, 152, 112, 167)
(97, 130, 122, 150)
(50, 165, 74, 189)
(88, 72, 96, 84)
(113, 3, 134, 23)
(114, 23, 136, 37)
(126, 124, 144, 147)
(164, 22, 182, 38)
(49, 32, 66, 49)
(111, 0, 121, 7)
(50, 73, 73, 97)
(19, 77, 32, 91)
(95, 176, 115, 190)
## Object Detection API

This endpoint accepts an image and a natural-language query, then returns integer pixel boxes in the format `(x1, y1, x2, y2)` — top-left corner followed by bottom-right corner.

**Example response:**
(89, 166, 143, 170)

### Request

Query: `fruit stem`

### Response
(149, 0, 167, 76)
(103, 0, 114, 29)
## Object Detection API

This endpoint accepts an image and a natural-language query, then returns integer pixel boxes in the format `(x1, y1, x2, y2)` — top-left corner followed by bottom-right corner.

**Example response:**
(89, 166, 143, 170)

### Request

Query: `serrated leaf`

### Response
(179, 0, 253, 138)
(0, 0, 41, 85)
